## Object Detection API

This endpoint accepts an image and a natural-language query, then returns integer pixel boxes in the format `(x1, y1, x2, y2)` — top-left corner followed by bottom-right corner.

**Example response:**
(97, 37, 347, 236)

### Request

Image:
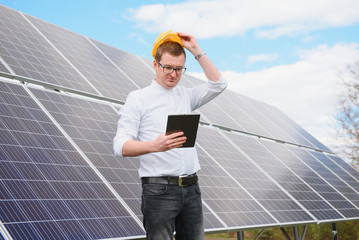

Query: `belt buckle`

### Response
(178, 174, 188, 187)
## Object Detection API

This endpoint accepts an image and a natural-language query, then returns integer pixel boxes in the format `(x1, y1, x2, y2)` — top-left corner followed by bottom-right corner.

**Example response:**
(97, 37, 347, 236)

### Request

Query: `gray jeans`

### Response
(141, 183, 204, 240)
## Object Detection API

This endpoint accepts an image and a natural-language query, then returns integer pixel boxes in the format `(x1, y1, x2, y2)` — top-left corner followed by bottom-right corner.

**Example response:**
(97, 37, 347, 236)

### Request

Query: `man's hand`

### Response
(177, 32, 221, 83)
(122, 132, 186, 157)
(153, 132, 187, 152)
(177, 32, 202, 56)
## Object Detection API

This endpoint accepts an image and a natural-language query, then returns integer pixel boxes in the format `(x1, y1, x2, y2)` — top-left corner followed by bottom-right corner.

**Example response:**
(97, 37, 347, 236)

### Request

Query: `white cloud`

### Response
(220, 43, 359, 148)
(189, 43, 359, 151)
(126, 0, 359, 39)
(247, 53, 277, 63)
(127, 33, 150, 46)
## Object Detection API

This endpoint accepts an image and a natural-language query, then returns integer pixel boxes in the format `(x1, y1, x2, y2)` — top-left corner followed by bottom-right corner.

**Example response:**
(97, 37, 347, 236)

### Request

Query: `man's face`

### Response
(154, 52, 186, 89)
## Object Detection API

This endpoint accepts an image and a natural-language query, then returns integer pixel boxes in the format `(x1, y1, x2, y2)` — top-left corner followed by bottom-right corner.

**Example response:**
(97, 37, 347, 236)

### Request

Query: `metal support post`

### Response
(301, 225, 308, 240)
(332, 223, 338, 240)
(254, 229, 264, 240)
(293, 226, 299, 240)
(237, 230, 244, 240)
(280, 227, 291, 240)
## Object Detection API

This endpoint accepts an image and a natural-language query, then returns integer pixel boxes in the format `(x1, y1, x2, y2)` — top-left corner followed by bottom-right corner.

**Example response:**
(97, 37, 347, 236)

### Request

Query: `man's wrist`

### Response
(190, 47, 202, 57)
(195, 51, 206, 60)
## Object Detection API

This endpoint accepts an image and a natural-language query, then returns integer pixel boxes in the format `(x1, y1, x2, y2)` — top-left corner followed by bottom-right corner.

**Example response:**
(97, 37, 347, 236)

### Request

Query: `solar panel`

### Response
(328, 155, 359, 182)
(0, 81, 144, 239)
(225, 90, 330, 152)
(258, 139, 359, 219)
(288, 148, 359, 212)
(0, 5, 97, 95)
(28, 87, 143, 218)
(26, 15, 140, 101)
(197, 147, 278, 228)
(314, 154, 359, 193)
(201, 203, 227, 230)
(1, 4, 359, 239)
(196, 126, 315, 225)
(224, 131, 345, 221)
(197, 88, 330, 152)
(90, 39, 154, 89)
(256, 102, 330, 152)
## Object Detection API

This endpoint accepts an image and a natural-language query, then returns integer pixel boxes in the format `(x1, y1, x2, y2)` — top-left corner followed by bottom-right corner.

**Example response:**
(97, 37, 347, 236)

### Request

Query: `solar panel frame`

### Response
(0, 58, 10, 73)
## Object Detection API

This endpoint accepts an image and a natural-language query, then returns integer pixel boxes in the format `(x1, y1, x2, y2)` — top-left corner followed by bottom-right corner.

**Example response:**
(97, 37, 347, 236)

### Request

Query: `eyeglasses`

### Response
(157, 61, 186, 75)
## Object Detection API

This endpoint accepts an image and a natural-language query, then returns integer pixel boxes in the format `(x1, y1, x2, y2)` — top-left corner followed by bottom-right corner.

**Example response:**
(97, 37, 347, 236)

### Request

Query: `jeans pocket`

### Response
(194, 183, 201, 195)
(143, 184, 168, 196)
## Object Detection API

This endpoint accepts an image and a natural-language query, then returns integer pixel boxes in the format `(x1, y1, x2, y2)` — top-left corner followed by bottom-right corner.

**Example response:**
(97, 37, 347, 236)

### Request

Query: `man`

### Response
(113, 31, 227, 240)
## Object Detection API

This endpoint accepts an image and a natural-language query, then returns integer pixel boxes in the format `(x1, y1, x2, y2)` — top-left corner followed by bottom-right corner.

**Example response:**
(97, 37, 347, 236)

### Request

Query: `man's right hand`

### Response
(122, 132, 186, 157)
(153, 132, 187, 152)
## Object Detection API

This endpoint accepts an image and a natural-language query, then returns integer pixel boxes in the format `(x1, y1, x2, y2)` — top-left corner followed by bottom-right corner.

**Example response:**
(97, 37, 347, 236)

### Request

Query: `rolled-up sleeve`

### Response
(190, 75, 228, 110)
(113, 92, 141, 157)
(207, 75, 228, 91)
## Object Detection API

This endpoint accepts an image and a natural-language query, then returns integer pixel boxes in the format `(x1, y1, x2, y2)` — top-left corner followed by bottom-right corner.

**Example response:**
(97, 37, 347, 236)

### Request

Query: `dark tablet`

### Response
(165, 114, 200, 148)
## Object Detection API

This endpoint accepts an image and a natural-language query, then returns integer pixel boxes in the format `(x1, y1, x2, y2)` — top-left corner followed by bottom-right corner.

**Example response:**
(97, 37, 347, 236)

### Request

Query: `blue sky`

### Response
(1, 0, 359, 155)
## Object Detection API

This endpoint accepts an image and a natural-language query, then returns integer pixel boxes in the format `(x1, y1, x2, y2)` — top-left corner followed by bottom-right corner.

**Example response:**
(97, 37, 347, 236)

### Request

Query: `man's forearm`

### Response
(122, 132, 187, 157)
(196, 53, 221, 83)
(122, 140, 154, 157)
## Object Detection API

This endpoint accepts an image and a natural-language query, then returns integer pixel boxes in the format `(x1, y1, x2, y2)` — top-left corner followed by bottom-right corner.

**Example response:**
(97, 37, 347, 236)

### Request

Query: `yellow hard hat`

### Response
(152, 30, 184, 58)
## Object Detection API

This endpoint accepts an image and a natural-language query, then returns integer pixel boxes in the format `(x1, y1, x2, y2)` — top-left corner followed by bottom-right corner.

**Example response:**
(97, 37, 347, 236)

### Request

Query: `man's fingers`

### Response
(168, 131, 185, 138)
(169, 136, 186, 145)
(167, 132, 186, 149)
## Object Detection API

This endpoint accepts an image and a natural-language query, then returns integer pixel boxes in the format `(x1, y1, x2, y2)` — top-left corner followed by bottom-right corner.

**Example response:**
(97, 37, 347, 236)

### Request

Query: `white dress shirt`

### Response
(113, 76, 227, 178)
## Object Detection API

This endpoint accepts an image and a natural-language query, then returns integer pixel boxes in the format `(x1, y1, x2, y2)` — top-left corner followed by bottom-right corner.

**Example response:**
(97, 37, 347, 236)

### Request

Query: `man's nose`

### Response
(170, 70, 178, 77)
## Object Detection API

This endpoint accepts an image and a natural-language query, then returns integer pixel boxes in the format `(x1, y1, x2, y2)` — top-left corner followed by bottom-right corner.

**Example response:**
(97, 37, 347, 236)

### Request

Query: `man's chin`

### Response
(167, 80, 179, 86)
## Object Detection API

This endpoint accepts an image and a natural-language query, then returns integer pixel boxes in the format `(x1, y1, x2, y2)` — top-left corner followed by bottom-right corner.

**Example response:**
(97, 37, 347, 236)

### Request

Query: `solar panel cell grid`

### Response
(261, 101, 330, 152)
(29, 87, 144, 219)
(291, 149, 359, 209)
(223, 131, 344, 221)
(328, 155, 359, 182)
(197, 146, 278, 227)
(0, 81, 144, 239)
(197, 99, 245, 131)
(260, 140, 359, 219)
(27, 15, 139, 101)
(225, 90, 330, 152)
(0, 6, 96, 94)
(91, 39, 154, 89)
(196, 126, 315, 225)
(313, 154, 359, 195)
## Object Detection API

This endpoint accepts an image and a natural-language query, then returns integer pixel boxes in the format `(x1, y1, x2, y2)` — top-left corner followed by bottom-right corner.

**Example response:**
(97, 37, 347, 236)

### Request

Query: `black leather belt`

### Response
(141, 173, 198, 187)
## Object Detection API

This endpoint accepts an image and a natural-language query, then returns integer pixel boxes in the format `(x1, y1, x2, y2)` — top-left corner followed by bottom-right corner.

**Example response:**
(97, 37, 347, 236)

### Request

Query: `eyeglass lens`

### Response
(158, 62, 186, 74)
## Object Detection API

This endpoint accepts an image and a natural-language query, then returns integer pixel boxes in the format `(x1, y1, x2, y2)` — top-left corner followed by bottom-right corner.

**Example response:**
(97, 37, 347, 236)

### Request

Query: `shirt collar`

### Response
(151, 79, 176, 93)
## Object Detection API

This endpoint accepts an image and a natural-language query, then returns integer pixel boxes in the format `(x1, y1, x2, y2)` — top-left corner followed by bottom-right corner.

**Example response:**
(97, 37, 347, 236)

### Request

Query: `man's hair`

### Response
(154, 41, 186, 62)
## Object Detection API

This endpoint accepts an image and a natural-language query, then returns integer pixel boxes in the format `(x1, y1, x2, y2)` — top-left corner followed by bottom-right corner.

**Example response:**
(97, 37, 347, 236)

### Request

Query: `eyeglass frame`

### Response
(156, 61, 187, 75)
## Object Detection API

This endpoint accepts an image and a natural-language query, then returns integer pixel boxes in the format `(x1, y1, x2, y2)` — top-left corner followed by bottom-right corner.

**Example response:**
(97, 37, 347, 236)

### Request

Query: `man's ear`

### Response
(153, 59, 158, 71)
